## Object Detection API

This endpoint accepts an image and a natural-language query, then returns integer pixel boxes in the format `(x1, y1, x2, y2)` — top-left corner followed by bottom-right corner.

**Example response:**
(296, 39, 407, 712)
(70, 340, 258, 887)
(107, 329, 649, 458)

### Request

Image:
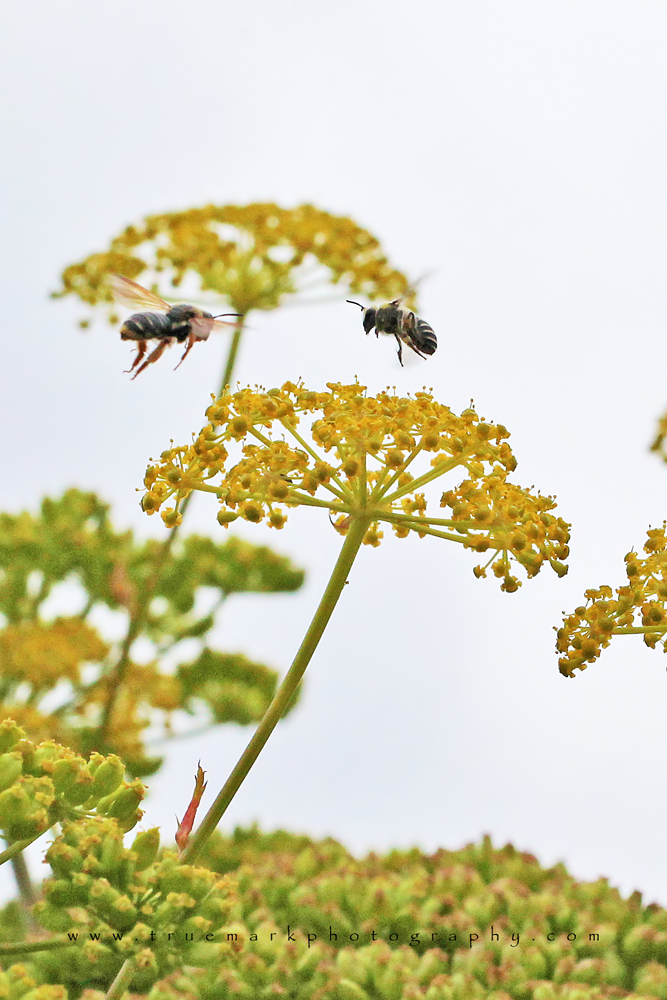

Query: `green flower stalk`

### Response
(142, 381, 570, 859)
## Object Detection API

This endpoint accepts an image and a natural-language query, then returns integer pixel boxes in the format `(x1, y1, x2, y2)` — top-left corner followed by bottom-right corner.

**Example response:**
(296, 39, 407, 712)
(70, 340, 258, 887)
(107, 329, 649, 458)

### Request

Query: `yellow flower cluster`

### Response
(557, 525, 667, 676)
(442, 477, 570, 591)
(0, 618, 108, 688)
(55, 203, 413, 318)
(143, 382, 570, 592)
(0, 618, 180, 768)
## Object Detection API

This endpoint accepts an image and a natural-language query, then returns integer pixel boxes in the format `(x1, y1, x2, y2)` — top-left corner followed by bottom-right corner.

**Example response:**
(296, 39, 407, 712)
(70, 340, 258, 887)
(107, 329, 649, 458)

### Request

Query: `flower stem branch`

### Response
(0, 936, 71, 957)
(280, 422, 352, 499)
(0, 835, 43, 869)
(105, 957, 137, 1000)
(382, 454, 469, 503)
(369, 444, 424, 501)
(181, 513, 370, 863)
(612, 626, 667, 635)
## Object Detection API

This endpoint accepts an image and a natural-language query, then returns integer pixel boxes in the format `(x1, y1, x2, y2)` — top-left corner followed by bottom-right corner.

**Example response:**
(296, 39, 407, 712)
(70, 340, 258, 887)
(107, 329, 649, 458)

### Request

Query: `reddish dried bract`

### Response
(175, 763, 207, 853)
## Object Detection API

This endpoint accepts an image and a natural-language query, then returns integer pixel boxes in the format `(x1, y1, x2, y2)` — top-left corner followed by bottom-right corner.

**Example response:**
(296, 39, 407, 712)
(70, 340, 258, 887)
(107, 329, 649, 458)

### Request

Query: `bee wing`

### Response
(189, 315, 239, 342)
(108, 274, 171, 313)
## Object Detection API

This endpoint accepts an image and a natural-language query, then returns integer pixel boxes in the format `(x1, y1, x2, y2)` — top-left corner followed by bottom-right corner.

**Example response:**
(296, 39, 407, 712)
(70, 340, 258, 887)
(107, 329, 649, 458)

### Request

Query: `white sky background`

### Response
(2, 0, 667, 904)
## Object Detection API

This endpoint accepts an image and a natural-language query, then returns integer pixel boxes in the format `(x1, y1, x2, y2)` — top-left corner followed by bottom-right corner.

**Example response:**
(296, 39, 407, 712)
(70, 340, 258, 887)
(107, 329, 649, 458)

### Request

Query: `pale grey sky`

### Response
(2, 1, 667, 903)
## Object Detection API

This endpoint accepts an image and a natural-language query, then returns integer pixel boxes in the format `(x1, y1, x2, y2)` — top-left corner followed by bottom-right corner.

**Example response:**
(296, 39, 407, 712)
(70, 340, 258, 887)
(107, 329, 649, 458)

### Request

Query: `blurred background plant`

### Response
(7, 801, 667, 1000)
(55, 202, 415, 397)
(12, 204, 419, 779)
(0, 204, 419, 912)
(0, 486, 304, 777)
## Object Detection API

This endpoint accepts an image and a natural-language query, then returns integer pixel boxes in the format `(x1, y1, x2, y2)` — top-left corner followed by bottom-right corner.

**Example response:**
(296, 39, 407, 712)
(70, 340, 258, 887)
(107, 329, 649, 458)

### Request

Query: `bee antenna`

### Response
(213, 312, 241, 318)
(346, 300, 365, 310)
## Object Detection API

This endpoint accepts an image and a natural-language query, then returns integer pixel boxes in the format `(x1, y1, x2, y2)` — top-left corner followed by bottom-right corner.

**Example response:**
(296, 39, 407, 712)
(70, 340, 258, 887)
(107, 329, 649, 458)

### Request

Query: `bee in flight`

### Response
(109, 274, 239, 378)
(346, 298, 437, 366)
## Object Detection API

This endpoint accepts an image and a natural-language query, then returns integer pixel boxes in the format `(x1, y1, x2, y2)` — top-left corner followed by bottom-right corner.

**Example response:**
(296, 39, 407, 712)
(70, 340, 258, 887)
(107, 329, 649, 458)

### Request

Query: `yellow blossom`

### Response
(557, 524, 667, 676)
(0, 618, 108, 688)
(54, 203, 414, 319)
(143, 382, 570, 593)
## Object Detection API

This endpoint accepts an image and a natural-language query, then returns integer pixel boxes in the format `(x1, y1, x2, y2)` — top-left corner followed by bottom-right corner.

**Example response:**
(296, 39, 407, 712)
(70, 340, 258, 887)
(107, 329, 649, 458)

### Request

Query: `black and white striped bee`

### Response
(346, 299, 437, 366)
(109, 274, 239, 378)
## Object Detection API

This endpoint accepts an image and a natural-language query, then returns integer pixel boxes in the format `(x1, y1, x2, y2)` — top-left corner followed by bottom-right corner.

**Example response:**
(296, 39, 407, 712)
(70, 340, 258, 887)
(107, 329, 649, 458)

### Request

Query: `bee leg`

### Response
(394, 335, 404, 367)
(131, 340, 170, 379)
(124, 341, 147, 374)
(174, 330, 195, 370)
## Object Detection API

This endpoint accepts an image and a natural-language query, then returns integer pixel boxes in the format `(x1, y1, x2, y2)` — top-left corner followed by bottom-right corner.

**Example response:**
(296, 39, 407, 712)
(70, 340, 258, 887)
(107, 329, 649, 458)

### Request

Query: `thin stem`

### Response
(382, 511, 479, 530)
(280, 422, 353, 500)
(94, 318, 247, 749)
(219, 317, 246, 396)
(247, 424, 350, 503)
(1, 834, 43, 869)
(378, 515, 469, 544)
(383, 453, 470, 504)
(96, 528, 180, 745)
(5, 837, 42, 935)
(105, 957, 136, 1000)
(181, 514, 370, 863)
(369, 444, 424, 502)
(612, 626, 667, 635)
(0, 936, 71, 957)
(282, 492, 348, 513)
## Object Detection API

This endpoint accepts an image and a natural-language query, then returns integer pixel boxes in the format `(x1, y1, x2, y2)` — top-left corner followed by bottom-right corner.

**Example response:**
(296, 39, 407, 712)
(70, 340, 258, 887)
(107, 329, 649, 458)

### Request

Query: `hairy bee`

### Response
(109, 274, 239, 378)
(346, 299, 437, 366)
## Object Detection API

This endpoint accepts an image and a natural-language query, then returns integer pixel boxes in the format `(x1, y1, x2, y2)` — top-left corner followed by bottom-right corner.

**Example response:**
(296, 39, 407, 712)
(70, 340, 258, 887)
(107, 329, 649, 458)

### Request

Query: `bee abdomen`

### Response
(415, 319, 437, 355)
(120, 312, 172, 342)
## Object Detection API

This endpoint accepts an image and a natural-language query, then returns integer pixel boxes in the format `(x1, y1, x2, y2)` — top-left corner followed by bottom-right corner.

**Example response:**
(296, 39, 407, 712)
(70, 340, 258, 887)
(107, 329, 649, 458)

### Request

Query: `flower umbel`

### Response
(55, 203, 414, 319)
(557, 524, 667, 677)
(144, 382, 570, 593)
(144, 383, 570, 862)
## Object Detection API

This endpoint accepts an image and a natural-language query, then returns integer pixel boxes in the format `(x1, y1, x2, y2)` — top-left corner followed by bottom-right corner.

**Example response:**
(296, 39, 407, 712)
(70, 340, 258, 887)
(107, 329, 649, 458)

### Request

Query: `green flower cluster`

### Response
(0, 967, 68, 1000)
(54, 202, 414, 320)
(33, 828, 666, 999)
(0, 720, 143, 841)
(191, 828, 667, 1000)
(0, 490, 303, 773)
(33, 819, 235, 995)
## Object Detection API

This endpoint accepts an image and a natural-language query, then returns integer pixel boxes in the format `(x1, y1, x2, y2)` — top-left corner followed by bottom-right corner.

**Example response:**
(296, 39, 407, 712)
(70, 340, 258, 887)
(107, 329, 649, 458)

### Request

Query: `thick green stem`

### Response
(181, 514, 370, 863)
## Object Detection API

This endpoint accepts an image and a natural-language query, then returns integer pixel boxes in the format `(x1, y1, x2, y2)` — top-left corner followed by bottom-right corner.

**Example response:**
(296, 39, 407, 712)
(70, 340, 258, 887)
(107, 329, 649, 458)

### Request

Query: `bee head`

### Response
(347, 299, 377, 334)
(361, 307, 377, 334)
